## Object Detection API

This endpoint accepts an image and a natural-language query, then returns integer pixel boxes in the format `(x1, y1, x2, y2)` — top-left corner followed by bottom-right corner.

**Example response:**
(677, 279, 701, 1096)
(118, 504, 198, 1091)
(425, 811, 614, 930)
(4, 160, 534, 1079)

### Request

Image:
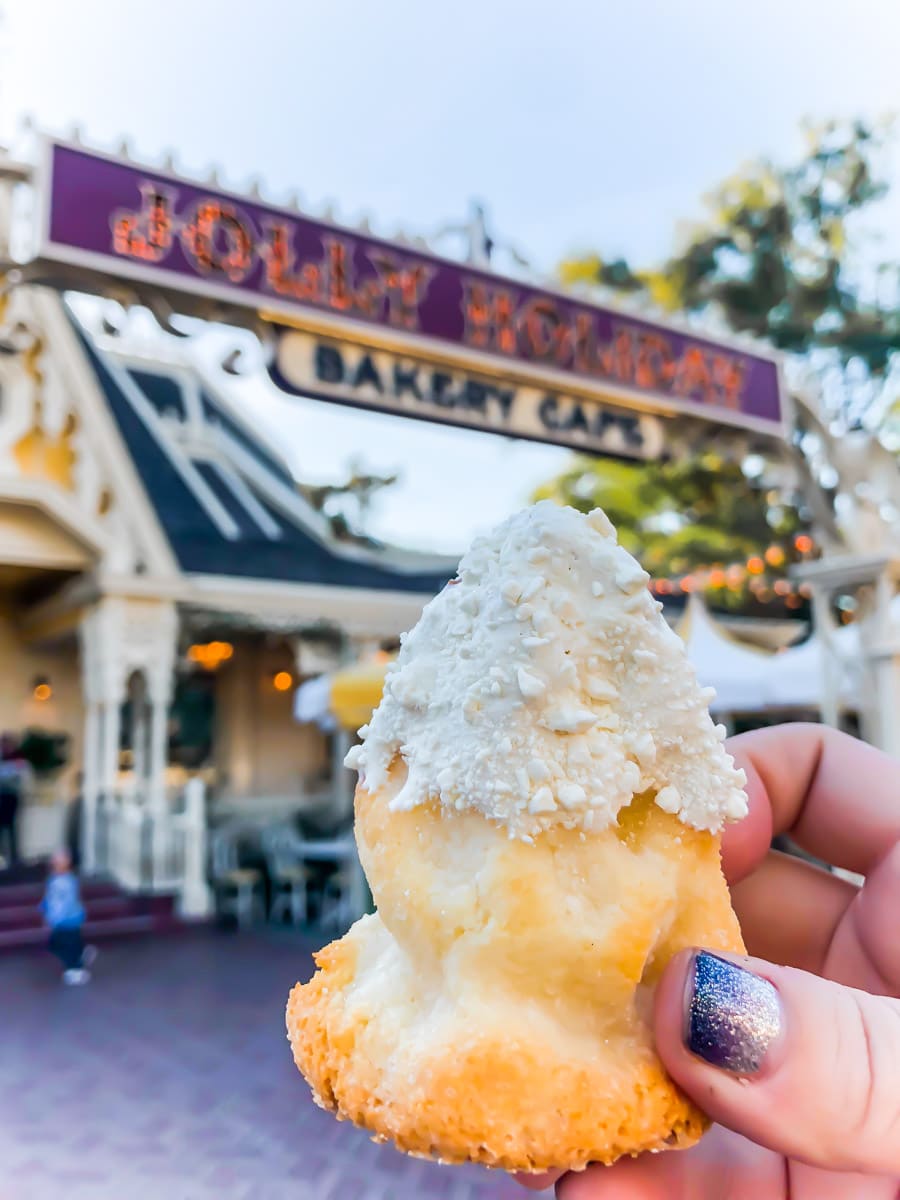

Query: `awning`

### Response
(329, 661, 391, 730)
(294, 658, 391, 732)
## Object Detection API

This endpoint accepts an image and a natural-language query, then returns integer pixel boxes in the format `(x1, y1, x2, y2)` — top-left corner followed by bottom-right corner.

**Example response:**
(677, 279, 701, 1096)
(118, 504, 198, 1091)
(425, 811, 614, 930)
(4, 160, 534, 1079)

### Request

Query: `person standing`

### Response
(41, 848, 97, 985)
(0, 732, 29, 869)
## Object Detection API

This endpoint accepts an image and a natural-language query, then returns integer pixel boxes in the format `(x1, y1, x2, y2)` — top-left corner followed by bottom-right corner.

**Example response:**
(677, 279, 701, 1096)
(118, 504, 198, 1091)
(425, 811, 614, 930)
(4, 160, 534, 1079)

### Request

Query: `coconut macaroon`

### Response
(286, 502, 747, 1173)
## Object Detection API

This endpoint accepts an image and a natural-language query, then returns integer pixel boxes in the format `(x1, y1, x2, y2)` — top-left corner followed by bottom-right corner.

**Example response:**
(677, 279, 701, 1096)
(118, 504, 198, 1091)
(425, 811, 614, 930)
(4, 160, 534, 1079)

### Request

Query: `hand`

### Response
(517, 724, 900, 1198)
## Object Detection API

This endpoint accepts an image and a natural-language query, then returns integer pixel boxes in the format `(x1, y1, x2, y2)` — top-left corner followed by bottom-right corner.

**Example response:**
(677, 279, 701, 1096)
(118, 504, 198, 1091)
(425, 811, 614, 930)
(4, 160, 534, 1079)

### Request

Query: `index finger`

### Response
(722, 723, 900, 880)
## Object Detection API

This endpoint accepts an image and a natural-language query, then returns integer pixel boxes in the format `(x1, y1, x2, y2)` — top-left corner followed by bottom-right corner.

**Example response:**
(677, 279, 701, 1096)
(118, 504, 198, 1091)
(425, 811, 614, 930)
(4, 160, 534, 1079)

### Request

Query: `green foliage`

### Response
(18, 728, 70, 776)
(561, 118, 900, 377)
(547, 118, 899, 589)
(299, 462, 398, 546)
(534, 453, 803, 580)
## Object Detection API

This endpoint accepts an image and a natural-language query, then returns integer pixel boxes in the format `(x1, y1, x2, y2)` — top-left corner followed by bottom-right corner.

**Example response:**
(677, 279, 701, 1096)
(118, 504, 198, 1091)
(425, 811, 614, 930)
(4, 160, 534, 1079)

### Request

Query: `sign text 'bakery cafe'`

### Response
(37, 141, 785, 451)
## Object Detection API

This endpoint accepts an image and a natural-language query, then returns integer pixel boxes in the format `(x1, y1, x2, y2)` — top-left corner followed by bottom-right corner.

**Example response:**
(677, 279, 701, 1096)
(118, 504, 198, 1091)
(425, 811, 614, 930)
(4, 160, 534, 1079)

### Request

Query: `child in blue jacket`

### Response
(41, 849, 96, 985)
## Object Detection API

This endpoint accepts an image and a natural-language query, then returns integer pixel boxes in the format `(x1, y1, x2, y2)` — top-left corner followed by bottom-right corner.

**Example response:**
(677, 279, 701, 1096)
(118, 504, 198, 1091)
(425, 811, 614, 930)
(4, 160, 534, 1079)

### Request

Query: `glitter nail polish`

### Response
(686, 951, 782, 1075)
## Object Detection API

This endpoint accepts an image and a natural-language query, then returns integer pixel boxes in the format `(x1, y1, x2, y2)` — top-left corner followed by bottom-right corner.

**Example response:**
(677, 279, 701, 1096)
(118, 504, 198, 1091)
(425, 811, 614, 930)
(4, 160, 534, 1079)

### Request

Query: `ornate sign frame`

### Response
(26, 138, 787, 451)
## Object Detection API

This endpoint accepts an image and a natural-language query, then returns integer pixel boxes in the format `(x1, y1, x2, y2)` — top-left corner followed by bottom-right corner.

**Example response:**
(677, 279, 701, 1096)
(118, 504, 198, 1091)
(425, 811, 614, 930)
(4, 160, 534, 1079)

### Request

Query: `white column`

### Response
(794, 556, 900, 753)
(148, 695, 170, 887)
(862, 573, 900, 757)
(178, 777, 212, 918)
(147, 698, 168, 812)
(129, 601, 178, 889)
(99, 699, 122, 803)
(79, 600, 128, 882)
(98, 697, 123, 882)
(131, 694, 148, 791)
(80, 701, 100, 873)
(870, 648, 900, 757)
(811, 587, 841, 730)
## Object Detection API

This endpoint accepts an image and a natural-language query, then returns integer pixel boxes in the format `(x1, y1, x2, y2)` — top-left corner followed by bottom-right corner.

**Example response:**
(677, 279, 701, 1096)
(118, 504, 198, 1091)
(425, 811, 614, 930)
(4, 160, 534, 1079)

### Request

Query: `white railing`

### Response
(94, 778, 212, 918)
(176, 778, 213, 918)
(106, 796, 146, 892)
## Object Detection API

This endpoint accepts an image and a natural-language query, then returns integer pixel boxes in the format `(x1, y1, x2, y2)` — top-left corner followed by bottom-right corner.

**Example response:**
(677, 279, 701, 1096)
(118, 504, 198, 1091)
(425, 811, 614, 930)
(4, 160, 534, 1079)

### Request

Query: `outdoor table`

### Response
(290, 834, 368, 920)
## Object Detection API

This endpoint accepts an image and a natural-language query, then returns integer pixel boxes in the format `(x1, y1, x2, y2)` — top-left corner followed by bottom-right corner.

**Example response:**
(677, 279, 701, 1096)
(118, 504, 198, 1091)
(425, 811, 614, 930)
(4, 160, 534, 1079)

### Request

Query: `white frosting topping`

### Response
(346, 501, 748, 839)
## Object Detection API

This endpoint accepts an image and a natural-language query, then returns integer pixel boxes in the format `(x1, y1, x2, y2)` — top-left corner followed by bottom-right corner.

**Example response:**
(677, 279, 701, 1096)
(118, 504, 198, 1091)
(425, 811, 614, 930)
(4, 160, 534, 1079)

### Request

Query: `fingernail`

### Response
(686, 951, 782, 1075)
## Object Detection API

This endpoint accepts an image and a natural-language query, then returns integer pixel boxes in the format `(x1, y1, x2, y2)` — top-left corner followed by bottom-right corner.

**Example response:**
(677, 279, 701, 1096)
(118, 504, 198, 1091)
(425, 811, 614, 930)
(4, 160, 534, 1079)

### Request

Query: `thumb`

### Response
(654, 949, 900, 1176)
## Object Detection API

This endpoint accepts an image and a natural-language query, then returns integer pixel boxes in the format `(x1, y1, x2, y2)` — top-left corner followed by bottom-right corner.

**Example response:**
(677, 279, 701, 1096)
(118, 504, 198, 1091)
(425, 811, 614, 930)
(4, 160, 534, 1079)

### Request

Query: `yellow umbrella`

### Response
(329, 657, 392, 731)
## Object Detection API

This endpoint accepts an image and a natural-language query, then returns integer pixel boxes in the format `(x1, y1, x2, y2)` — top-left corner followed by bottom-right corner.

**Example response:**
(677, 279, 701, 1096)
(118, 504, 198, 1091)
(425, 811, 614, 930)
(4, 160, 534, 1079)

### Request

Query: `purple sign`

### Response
(39, 141, 784, 436)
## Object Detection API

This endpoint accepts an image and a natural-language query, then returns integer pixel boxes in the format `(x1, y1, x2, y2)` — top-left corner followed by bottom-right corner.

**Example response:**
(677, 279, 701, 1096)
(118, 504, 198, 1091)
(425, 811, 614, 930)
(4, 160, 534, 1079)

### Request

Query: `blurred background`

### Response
(0, 2, 897, 1197)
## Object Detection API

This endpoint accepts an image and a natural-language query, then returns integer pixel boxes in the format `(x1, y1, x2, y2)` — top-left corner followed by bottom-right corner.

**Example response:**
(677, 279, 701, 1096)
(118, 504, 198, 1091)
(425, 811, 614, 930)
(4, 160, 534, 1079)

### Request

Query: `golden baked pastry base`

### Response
(286, 784, 744, 1172)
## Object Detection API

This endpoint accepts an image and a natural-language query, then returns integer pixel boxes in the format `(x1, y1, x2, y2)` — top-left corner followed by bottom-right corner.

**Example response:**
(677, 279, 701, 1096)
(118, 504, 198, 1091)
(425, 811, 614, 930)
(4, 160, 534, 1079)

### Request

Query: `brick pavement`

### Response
(0, 929, 550, 1200)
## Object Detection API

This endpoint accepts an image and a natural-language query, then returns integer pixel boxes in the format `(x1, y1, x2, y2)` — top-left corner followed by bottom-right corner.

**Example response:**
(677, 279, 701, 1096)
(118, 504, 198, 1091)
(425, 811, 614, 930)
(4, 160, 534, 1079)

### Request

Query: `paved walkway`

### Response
(0, 929, 546, 1199)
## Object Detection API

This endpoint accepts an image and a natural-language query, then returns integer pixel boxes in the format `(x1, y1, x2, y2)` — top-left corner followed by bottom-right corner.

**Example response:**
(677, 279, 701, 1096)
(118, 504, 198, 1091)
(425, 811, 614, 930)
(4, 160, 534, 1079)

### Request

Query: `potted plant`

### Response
(19, 728, 71, 803)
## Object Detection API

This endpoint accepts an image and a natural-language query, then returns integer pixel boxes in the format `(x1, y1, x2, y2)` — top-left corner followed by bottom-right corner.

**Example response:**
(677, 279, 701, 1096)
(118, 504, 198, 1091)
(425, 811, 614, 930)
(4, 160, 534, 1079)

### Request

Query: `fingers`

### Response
(729, 849, 856, 973)
(515, 1169, 562, 1191)
(725, 725, 900, 876)
(654, 948, 900, 1175)
(554, 1126, 784, 1198)
(719, 760, 774, 885)
(551, 1132, 897, 1198)
(557, 1153, 899, 1200)
(827, 840, 900, 995)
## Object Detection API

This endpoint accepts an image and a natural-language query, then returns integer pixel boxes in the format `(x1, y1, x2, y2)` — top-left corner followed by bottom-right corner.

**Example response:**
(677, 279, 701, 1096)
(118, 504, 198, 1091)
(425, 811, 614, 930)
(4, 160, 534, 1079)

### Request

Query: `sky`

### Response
(2, 0, 899, 553)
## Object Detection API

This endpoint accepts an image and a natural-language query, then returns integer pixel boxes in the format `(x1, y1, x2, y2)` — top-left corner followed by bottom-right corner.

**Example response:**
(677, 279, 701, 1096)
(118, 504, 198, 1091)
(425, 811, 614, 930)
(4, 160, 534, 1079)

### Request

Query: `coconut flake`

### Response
(348, 502, 749, 838)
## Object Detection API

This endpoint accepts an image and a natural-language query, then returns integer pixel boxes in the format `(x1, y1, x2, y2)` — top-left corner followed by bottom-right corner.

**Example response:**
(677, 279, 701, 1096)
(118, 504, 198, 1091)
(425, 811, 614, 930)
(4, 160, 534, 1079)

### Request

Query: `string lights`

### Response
(187, 641, 234, 671)
(648, 532, 817, 609)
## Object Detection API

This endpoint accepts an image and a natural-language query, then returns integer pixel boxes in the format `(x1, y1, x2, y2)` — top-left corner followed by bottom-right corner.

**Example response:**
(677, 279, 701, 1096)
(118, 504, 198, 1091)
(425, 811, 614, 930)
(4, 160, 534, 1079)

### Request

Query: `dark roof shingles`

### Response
(77, 326, 451, 594)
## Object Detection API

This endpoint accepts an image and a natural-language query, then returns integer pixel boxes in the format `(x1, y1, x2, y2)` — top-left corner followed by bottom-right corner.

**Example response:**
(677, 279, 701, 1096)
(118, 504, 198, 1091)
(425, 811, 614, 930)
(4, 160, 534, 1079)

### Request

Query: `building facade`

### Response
(0, 284, 453, 906)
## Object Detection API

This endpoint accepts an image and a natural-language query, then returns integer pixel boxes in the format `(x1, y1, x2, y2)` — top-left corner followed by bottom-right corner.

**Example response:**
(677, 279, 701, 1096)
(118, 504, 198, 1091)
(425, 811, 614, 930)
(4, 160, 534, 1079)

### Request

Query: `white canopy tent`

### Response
(677, 595, 773, 713)
(763, 621, 861, 710)
(678, 593, 862, 715)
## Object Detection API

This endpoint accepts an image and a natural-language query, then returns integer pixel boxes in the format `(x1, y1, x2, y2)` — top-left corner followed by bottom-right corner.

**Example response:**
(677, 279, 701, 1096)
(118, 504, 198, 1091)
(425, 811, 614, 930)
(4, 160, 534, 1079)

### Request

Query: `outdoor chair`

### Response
(261, 825, 310, 926)
(319, 862, 356, 932)
(209, 827, 265, 929)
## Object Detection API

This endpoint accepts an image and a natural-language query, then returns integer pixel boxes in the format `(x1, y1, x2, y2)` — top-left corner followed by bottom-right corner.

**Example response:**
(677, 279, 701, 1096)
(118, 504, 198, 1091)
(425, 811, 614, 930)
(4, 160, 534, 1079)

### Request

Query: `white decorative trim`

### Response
(202, 458, 283, 539)
(84, 341, 457, 575)
(192, 363, 455, 574)
(32, 290, 181, 576)
(102, 354, 242, 540)
(0, 473, 111, 557)
(182, 573, 440, 638)
(79, 596, 178, 706)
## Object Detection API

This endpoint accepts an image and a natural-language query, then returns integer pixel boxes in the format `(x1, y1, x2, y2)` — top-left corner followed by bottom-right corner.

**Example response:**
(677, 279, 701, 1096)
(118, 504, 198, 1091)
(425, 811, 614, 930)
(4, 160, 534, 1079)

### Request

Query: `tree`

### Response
(534, 452, 808, 613)
(545, 118, 900, 597)
(565, 120, 897, 364)
(299, 461, 399, 547)
(534, 453, 802, 575)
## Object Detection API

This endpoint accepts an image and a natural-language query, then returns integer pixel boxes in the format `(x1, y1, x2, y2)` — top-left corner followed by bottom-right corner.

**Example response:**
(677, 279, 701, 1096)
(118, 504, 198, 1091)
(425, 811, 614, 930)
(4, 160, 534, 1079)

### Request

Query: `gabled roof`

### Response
(69, 311, 456, 595)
